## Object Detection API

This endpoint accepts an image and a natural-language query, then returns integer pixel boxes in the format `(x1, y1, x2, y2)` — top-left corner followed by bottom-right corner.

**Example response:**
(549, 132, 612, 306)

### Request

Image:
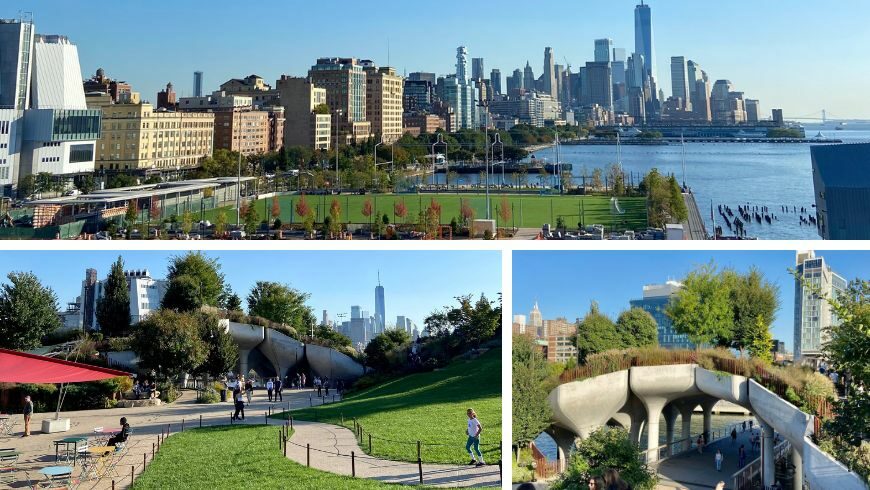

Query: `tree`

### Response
(214, 211, 227, 237)
(35, 172, 54, 195)
(95, 256, 131, 337)
(270, 198, 281, 224)
(181, 210, 194, 234)
(247, 281, 315, 327)
(394, 200, 407, 224)
(225, 292, 242, 312)
(667, 175, 688, 223)
(149, 197, 162, 223)
(725, 268, 780, 353)
(125, 200, 138, 227)
(460, 200, 475, 227)
(107, 174, 137, 190)
(364, 328, 411, 372)
(162, 252, 226, 311)
(513, 334, 553, 459)
(423, 310, 452, 338)
(445, 294, 501, 349)
(75, 175, 96, 195)
(0, 272, 61, 350)
(591, 168, 603, 190)
(497, 196, 512, 227)
(329, 198, 342, 235)
(295, 194, 311, 222)
(616, 308, 658, 349)
(195, 312, 239, 378)
(553, 428, 657, 490)
(666, 263, 734, 347)
(131, 310, 207, 379)
(362, 198, 373, 225)
(746, 316, 774, 364)
(608, 163, 625, 197)
(17, 174, 35, 198)
(576, 302, 622, 361)
(243, 202, 260, 235)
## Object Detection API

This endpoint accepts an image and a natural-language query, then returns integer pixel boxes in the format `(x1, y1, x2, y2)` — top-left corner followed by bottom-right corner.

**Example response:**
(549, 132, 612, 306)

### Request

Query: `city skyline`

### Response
(7, 0, 870, 118)
(513, 250, 870, 354)
(2, 250, 501, 332)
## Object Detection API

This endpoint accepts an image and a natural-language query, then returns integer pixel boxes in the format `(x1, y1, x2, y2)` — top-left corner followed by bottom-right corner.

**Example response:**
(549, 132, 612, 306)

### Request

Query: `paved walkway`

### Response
(683, 192, 709, 240)
(285, 419, 500, 487)
(656, 424, 764, 490)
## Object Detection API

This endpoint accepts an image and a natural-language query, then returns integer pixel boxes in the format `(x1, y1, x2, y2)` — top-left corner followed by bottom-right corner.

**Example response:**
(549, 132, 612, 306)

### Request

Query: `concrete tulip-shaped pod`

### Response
(225, 320, 266, 376)
(305, 343, 367, 381)
(260, 328, 305, 378)
(629, 365, 702, 461)
(695, 367, 751, 409)
(747, 380, 811, 452)
(548, 370, 630, 440)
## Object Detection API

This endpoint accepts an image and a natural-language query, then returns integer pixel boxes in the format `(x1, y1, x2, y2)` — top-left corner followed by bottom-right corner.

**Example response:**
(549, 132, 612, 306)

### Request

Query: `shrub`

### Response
(158, 381, 180, 403)
(196, 389, 220, 404)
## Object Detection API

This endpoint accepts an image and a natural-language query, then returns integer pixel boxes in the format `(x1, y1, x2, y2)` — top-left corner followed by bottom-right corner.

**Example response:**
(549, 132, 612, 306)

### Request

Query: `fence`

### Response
(731, 440, 792, 490)
(643, 418, 756, 463)
(530, 441, 559, 480)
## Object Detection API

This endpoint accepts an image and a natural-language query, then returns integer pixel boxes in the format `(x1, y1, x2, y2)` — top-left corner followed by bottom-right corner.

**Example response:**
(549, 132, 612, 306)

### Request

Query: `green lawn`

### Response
(132, 425, 424, 490)
(204, 193, 648, 231)
(273, 348, 502, 465)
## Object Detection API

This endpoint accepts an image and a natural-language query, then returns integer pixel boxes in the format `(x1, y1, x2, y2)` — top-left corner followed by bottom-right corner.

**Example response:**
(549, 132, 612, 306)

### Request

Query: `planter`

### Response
(41, 418, 71, 434)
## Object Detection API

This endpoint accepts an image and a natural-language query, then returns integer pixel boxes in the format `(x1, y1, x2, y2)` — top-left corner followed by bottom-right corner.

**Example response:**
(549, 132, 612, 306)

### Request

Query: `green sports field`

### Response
(204, 193, 648, 231)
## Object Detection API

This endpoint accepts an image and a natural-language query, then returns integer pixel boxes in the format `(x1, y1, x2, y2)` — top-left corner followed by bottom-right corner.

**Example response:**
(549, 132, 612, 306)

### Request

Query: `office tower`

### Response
(513, 314, 527, 334)
(670, 56, 690, 110)
(438, 47, 477, 130)
(584, 62, 613, 112)
(86, 96, 214, 173)
(630, 281, 693, 349)
(374, 273, 386, 335)
(456, 46, 469, 83)
(351, 305, 362, 319)
(528, 302, 543, 337)
(626, 53, 644, 89)
(408, 72, 436, 84)
(507, 69, 524, 94)
(82, 268, 169, 330)
(611, 48, 627, 86)
(523, 62, 535, 94)
(193, 71, 203, 97)
(745, 99, 760, 123)
(594, 39, 613, 63)
(0, 19, 101, 194)
(363, 63, 404, 143)
(276, 76, 331, 150)
(711, 80, 746, 124)
(490, 69, 502, 95)
(634, 1, 656, 83)
(811, 143, 870, 239)
(687, 60, 711, 121)
(403, 79, 433, 113)
(322, 310, 329, 326)
(543, 47, 557, 98)
(308, 57, 372, 144)
(83, 68, 132, 103)
(472, 58, 485, 81)
(794, 251, 846, 362)
(80, 268, 98, 331)
(156, 82, 176, 109)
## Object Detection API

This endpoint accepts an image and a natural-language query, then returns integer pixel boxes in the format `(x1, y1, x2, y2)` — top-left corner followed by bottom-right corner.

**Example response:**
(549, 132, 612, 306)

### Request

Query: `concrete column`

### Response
(546, 426, 578, 473)
(701, 400, 715, 443)
(663, 405, 679, 457)
(791, 445, 802, 490)
(760, 421, 775, 488)
(675, 403, 694, 451)
(238, 349, 250, 378)
(643, 400, 666, 463)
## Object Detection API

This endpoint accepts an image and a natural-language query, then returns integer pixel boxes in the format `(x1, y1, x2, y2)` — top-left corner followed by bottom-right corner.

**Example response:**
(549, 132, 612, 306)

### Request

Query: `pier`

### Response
(683, 192, 708, 240)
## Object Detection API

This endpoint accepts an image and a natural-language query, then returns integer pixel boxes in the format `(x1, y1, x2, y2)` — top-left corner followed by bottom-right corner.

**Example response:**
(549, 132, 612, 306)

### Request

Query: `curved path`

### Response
(284, 419, 500, 487)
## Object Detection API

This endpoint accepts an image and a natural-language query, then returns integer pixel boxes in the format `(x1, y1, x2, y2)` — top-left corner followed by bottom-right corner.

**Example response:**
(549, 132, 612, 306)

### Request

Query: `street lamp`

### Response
(334, 109, 344, 194)
(430, 133, 447, 189)
(236, 151, 242, 227)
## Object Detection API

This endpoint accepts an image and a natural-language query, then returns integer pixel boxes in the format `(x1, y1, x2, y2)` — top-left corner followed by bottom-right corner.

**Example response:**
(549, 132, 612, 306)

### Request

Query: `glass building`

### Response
(630, 281, 694, 350)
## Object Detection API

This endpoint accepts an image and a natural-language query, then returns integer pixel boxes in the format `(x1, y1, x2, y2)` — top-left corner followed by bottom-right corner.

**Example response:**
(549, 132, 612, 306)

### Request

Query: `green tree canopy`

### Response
(246, 281, 315, 328)
(553, 427, 657, 490)
(364, 328, 411, 372)
(130, 309, 208, 379)
(195, 312, 239, 378)
(725, 267, 780, 353)
(162, 252, 226, 312)
(576, 302, 621, 361)
(665, 263, 734, 347)
(512, 334, 553, 453)
(95, 256, 131, 337)
(0, 272, 61, 350)
(616, 308, 659, 349)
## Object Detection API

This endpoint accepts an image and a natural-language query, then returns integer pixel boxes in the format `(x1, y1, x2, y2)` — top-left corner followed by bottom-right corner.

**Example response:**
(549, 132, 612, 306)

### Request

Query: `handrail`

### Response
(642, 419, 756, 463)
(730, 440, 791, 490)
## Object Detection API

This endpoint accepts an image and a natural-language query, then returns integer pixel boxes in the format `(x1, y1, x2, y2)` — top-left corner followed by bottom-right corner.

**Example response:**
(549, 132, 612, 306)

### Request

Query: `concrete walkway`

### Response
(656, 425, 764, 490)
(285, 419, 501, 487)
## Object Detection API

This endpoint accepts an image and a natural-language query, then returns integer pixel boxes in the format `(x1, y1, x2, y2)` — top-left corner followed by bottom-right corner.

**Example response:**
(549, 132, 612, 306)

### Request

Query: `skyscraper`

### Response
(794, 251, 846, 362)
(193, 71, 203, 97)
(687, 60, 711, 121)
(456, 46, 469, 83)
(374, 273, 385, 335)
(523, 62, 535, 94)
(634, 1, 656, 83)
(490, 69, 502, 95)
(670, 56, 690, 110)
(439, 47, 478, 130)
(472, 58, 485, 81)
(611, 48, 627, 86)
(594, 39, 613, 64)
(308, 57, 372, 144)
(543, 48, 557, 99)
(507, 69, 523, 94)
(529, 302, 543, 336)
(584, 62, 614, 112)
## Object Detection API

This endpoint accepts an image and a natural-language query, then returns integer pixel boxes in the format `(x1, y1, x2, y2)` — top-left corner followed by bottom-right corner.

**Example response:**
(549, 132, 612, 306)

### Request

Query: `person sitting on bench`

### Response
(107, 417, 131, 447)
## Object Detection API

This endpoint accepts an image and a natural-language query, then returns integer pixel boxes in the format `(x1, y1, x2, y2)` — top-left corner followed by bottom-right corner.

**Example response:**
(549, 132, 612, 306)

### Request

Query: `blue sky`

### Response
(0, 251, 501, 329)
(513, 250, 870, 353)
(7, 0, 869, 118)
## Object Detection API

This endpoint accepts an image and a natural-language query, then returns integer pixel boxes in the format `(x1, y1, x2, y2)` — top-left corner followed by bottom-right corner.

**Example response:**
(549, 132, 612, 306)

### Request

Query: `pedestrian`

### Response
(274, 377, 283, 402)
(266, 378, 274, 402)
(697, 435, 704, 454)
(301, 373, 306, 389)
(749, 420, 754, 431)
(245, 378, 253, 404)
(742, 420, 746, 432)
(739, 445, 746, 467)
(316, 377, 322, 397)
(324, 377, 330, 396)
(21, 395, 33, 437)
(465, 408, 485, 467)
(715, 482, 725, 490)
(588, 476, 604, 490)
(715, 449, 723, 472)
(731, 428, 737, 445)
(233, 388, 245, 421)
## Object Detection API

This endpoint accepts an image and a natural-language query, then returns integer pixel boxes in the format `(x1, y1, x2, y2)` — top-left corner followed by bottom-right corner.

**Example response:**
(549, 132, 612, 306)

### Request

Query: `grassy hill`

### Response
(132, 425, 422, 489)
(275, 348, 502, 464)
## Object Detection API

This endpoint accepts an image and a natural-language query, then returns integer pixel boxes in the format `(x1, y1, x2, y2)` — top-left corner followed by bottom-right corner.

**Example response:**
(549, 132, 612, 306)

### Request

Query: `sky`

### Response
(6, 0, 870, 119)
(513, 250, 870, 353)
(1, 250, 501, 329)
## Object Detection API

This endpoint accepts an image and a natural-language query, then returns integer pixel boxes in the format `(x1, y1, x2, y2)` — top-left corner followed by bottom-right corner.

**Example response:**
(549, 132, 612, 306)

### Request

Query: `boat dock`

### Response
(683, 192, 708, 240)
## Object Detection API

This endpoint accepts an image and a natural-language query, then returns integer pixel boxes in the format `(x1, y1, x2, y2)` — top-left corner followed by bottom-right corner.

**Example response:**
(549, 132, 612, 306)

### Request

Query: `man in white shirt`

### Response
(465, 408, 485, 467)
(266, 379, 274, 402)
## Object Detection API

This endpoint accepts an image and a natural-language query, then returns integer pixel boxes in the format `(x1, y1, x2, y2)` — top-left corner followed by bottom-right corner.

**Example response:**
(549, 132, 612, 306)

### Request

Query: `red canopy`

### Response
(0, 348, 131, 383)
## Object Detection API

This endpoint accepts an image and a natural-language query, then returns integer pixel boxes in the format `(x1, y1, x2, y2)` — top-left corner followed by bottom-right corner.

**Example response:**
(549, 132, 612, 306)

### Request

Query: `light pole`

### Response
(334, 109, 343, 194)
(430, 134, 446, 189)
(373, 140, 383, 192)
(236, 151, 242, 227)
(492, 133, 505, 187)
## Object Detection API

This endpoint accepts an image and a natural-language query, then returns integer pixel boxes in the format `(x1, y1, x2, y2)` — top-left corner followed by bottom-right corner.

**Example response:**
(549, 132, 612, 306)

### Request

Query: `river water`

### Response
(534, 413, 751, 461)
(433, 123, 870, 240)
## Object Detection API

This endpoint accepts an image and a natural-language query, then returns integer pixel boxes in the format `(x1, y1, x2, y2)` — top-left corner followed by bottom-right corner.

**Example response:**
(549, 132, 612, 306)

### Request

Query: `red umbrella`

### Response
(0, 348, 131, 383)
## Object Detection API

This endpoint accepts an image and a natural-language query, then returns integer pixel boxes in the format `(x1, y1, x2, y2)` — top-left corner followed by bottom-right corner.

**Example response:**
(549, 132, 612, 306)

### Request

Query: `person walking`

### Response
(731, 428, 737, 445)
(245, 378, 253, 404)
(742, 420, 747, 432)
(316, 377, 322, 397)
(266, 378, 274, 402)
(697, 435, 704, 454)
(738, 444, 746, 468)
(465, 408, 485, 467)
(233, 388, 246, 421)
(715, 449, 723, 472)
(21, 395, 33, 437)
(274, 377, 283, 402)
(324, 377, 329, 396)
